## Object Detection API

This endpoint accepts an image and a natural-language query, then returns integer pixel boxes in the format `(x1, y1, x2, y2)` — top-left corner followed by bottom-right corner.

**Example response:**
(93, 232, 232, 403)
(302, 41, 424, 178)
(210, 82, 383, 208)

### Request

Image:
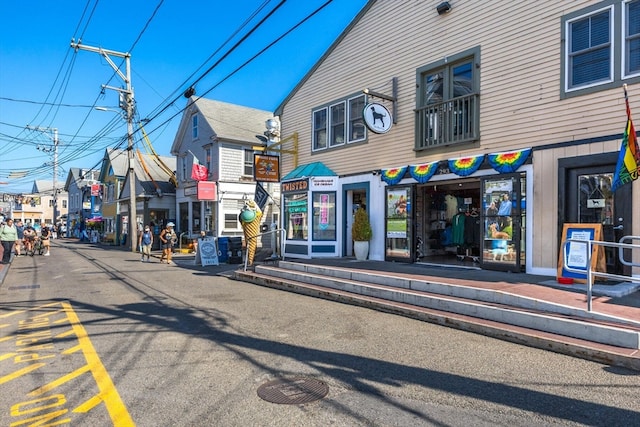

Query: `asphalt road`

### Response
(1, 241, 639, 426)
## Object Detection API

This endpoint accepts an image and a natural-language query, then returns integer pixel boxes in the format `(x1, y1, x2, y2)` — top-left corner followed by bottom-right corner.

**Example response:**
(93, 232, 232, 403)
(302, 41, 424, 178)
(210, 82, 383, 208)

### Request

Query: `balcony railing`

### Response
(415, 93, 479, 150)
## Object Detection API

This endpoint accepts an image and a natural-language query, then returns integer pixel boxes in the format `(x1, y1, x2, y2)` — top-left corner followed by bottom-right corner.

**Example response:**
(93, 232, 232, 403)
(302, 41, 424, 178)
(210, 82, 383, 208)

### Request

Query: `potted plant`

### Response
(352, 207, 372, 260)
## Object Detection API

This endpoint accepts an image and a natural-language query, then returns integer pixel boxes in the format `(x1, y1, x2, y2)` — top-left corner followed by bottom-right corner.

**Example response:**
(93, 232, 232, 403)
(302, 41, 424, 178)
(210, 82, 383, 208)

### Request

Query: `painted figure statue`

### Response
(239, 200, 262, 266)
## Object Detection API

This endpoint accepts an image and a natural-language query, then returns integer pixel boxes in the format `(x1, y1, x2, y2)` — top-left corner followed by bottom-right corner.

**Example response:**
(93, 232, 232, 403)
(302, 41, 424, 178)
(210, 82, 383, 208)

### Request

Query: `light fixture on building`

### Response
(436, 1, 451, 15)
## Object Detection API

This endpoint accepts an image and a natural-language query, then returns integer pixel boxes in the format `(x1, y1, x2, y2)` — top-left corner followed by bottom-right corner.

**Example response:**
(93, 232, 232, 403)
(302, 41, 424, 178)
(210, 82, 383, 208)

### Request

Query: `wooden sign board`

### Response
(557, 223, 606, 283)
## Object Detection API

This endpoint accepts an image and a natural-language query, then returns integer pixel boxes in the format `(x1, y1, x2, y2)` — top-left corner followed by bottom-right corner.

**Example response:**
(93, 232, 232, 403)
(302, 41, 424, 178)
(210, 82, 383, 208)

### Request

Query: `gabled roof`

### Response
(63, 168, 100, 192)
(196, 97, 272, 143)
(274, 0, 375, 116)
(99, 148, 128, 181)
(119, 152, 177, 199)
(282, 162, 337, 181)
(171, 97, 272, 154)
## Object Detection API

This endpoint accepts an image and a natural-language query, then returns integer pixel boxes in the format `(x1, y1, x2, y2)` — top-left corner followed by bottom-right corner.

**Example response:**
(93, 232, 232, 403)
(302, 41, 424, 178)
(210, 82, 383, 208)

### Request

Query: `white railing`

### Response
(562, 235, 640, 311)
(243, 228, 287, 272)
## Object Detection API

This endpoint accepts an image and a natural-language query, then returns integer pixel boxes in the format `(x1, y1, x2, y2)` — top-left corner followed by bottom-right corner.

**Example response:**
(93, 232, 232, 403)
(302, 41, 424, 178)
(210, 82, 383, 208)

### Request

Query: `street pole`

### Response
(52, 128, 59, 226)
(28, 126, 59, 225)
(71, 40, 137, 252)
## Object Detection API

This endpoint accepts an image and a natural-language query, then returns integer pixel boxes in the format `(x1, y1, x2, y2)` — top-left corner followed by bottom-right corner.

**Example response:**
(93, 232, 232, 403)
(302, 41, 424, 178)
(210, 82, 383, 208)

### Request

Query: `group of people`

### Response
(138, 221, 177, 265)
(0, 218, 52, 264)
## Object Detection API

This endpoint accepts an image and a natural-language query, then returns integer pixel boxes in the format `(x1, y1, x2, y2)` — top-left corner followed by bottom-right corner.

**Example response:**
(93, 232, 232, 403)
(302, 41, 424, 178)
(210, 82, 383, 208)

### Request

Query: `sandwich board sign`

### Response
(195, 237, 219, 266)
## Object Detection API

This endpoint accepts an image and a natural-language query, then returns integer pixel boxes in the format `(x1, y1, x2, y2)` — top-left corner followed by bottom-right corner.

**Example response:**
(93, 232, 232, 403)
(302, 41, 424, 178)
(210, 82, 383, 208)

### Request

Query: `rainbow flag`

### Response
(612, 86, 640, 192)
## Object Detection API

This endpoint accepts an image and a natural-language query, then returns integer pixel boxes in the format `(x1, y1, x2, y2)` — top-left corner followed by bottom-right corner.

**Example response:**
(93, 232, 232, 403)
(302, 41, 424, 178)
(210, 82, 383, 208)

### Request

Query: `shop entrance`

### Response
(560, 153, 632, 277)
(480, 173, 525, 272)
(345, 189, 367, 257)
(416, 179, 481, 266)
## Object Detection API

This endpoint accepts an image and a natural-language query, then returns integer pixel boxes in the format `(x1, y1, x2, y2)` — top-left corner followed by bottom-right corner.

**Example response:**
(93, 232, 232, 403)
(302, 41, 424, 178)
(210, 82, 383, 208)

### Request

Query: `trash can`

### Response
(227, 236, 243, 264)
(217, 237, 229, 263)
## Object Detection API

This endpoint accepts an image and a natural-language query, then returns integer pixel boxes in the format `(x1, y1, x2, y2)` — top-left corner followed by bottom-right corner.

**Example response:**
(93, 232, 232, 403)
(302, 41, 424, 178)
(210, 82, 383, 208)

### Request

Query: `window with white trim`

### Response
(192, 114, 198, 139)
(566, 6, 613, 89)
(312, 94, 366, 151)
(562, 0, 640, 97)
(243, 149, 254, 176)
(625, 0, 640, 77)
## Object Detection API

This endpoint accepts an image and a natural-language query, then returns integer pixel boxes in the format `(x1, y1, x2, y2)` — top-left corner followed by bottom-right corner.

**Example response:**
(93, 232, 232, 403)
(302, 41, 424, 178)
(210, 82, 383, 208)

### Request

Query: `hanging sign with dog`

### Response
(363, 102, 392, 134)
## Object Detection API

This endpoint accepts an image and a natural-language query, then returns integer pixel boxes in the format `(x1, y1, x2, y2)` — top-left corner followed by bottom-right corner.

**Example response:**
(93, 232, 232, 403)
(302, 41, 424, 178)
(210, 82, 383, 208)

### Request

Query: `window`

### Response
(330, 102, 345, 147)
(62, 200, 67, 208)
(224, 213, 238, 229)
(415, 46, 480, 150)
(243, 149, 254, 176)
(567, 7, 612, 89)
(562, 1, 640, 97)
(181, 156, 187, 181)
(284, 193, 308, 240)
(313, 109, 327, 150)
(625, 0, 640, 77)
(205, 146, 212, 172)
(312, 192, 336, 240)
(313, 94, 366, 151)
(348, 96, 366, 142)
(192, 114, 198, 139)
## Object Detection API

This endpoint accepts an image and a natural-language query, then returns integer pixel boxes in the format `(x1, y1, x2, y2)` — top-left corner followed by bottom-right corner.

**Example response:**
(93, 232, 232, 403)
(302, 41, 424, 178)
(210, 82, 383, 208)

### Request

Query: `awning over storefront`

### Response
(282, 162, 337, 181)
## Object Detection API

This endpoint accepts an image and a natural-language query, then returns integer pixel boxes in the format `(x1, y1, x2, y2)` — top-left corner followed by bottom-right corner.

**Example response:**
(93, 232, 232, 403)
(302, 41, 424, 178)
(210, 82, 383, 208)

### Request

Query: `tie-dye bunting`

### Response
(447, 155, 484, 177)
(380, 166, 408, 185)
(409, 162, 439, 183)
(487, 148, 532, 173)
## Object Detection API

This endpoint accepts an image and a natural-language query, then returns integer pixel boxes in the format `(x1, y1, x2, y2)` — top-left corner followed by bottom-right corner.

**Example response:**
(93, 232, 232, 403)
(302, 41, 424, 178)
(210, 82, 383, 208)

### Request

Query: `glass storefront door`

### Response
(480, 173, 525, 272)
(385, 185, 414, 262)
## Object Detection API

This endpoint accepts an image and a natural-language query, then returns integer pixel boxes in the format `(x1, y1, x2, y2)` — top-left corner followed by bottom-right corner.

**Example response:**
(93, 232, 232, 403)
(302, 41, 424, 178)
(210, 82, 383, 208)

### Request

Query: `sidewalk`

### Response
(4, 241, 640, 324)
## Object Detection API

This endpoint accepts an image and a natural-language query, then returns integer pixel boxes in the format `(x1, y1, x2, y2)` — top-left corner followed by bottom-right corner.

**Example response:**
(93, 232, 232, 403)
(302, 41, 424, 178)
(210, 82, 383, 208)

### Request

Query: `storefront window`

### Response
(312, 192, 336, 240)
(285, 193, 308, 240)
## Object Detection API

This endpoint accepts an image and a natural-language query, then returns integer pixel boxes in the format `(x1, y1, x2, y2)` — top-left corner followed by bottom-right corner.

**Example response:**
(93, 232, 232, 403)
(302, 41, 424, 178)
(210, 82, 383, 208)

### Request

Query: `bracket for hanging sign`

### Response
(362, 77, 398, 124)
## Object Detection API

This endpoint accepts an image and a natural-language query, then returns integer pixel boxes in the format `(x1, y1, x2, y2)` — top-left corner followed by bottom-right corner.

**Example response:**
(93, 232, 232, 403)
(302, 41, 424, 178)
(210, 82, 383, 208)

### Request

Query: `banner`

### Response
(612, 85, 640, 192)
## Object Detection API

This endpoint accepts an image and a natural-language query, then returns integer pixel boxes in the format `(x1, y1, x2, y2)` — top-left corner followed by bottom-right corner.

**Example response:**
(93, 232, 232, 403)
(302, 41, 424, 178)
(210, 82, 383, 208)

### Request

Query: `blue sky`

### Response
(0, 0, 367, 194)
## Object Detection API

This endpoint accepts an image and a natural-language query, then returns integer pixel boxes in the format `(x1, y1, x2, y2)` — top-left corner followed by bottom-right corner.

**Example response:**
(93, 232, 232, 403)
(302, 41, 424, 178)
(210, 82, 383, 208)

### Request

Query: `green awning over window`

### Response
(282, 162, 337, 181)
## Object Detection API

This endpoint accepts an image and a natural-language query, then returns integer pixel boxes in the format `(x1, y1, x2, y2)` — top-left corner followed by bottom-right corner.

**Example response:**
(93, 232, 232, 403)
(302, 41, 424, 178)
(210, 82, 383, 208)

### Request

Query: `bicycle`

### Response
(24, 237, 36, 256)
(31, 238, 44, 256)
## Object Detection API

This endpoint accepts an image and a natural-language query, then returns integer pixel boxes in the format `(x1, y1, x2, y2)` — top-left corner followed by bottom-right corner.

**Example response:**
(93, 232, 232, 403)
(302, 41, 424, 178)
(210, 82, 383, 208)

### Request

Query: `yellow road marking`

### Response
(60, 302, 134, 425)
(0, 363, 46, 385)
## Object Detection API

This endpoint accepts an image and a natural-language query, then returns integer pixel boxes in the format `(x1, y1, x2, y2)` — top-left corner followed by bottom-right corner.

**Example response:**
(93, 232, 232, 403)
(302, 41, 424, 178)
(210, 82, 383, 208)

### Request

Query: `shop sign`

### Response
(254, 154, 280, 183)
(282, 179, 308, 194)
(184, 186, 197, 196)
(363, 102, 392, 134)
(197, 181, 217, 201)
(254, 182, 269, 211)
(311, 177, 335, 187)
(195, 237, 219, 266)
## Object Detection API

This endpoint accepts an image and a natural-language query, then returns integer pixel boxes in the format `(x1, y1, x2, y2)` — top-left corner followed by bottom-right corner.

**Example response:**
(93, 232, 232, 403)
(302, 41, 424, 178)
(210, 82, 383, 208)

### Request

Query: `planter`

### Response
(353, 240, 369, 261)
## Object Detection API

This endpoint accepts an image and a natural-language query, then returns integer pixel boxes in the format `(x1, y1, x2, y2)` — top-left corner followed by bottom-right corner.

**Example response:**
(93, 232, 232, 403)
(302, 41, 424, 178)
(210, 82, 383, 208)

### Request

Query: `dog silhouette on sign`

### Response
(370, 106, 387, 127)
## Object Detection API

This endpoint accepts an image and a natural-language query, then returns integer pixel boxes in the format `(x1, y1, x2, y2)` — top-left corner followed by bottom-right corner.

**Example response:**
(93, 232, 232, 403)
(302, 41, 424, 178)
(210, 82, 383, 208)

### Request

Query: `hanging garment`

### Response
(452, 213, 465, 245)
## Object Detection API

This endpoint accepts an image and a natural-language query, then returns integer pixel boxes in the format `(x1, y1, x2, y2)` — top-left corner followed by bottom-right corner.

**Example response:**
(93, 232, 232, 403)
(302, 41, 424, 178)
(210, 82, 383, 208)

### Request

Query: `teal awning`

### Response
(282, 162, 337, 181)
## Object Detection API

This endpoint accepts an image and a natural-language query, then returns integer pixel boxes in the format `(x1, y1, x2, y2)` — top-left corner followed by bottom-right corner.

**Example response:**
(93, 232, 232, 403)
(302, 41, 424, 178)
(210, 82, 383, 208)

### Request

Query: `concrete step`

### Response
(233, 262, 640, 370)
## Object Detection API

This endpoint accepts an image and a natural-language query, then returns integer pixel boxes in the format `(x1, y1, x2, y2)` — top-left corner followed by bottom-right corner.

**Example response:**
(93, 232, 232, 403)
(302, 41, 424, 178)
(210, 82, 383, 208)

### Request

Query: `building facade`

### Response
(171, 97, 280, 247)
(274, 0, 640, 277)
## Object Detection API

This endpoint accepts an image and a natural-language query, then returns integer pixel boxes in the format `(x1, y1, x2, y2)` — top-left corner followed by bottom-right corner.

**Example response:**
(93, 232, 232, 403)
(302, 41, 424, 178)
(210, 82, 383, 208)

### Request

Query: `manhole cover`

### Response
(257, 377, 329, 404)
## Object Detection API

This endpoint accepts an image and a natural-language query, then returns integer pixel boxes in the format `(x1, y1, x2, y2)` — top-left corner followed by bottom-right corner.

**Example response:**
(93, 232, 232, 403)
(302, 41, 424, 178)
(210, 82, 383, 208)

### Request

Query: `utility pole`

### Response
(29, 126, 59, 226)
(71, 40, 138, 252)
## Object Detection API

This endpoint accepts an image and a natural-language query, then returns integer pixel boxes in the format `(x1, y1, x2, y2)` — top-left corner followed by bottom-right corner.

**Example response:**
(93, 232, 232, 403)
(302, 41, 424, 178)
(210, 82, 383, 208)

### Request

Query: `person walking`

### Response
(14, 220, 24, 256)
(138, 225, 154, 262)
(159, 222, 176, 265)
(0, 218, 18, 264)
(40, 225, 51, 256)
